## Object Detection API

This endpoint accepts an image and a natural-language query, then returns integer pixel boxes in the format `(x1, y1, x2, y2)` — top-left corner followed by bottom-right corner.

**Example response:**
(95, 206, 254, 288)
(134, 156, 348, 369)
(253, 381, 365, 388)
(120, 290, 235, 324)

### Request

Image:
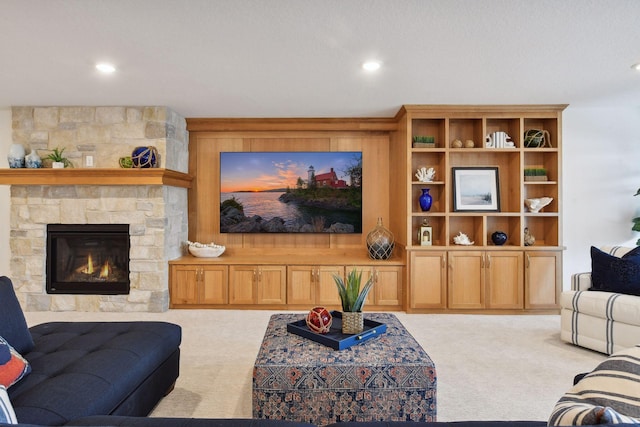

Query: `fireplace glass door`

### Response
(46, 224, 130, 294)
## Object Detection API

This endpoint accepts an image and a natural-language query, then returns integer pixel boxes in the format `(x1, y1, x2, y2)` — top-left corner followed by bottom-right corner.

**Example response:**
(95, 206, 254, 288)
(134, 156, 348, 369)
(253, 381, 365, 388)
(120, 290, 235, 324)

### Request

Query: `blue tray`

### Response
(286, 311, 387, 350)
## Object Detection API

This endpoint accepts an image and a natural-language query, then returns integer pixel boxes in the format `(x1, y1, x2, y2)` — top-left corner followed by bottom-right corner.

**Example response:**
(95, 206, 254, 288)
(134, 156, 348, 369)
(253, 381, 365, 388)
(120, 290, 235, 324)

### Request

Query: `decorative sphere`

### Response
(491, 231, 508, 246)
(131, 146, 158, 168)
(306, 307, 332, 334)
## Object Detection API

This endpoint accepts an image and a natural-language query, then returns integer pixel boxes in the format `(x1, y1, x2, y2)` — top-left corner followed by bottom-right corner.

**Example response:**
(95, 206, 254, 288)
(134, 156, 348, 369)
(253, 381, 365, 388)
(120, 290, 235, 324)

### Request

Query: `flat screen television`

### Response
(220, 151, 362, 233)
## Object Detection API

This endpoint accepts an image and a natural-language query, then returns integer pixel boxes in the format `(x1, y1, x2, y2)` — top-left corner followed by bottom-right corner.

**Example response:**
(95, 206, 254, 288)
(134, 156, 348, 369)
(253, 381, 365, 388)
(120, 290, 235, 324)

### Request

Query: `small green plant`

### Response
(45, 147, 73, 168)
(333, 268, 374, 312)
(633, 188, 640, 245)
(412, 135, 435, 144)
(524, 167, 547, 176)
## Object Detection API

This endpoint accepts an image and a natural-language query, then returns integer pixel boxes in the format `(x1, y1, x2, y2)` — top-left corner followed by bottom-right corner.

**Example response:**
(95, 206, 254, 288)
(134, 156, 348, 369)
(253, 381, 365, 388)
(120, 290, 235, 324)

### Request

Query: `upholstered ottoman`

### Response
(253, 313, 436, 425)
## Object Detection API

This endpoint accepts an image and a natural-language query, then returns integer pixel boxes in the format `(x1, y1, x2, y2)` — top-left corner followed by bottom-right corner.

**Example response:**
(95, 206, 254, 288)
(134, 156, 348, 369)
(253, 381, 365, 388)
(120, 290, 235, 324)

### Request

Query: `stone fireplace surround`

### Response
(8, 106, 189, 312)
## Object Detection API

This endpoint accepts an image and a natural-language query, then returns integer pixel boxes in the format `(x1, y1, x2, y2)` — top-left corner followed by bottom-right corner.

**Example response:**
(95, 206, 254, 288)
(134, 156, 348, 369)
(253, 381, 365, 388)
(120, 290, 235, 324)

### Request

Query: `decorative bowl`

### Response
(187, 241, 226, 258)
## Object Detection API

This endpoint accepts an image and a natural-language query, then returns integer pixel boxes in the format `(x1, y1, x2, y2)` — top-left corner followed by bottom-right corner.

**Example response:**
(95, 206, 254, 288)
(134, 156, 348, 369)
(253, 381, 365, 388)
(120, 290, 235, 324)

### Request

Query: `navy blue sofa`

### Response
(0, 276, 181, 426)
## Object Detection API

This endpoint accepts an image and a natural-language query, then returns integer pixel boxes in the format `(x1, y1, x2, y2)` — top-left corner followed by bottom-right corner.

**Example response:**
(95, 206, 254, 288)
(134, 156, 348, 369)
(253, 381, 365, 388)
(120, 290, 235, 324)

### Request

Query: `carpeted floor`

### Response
(24, 309, 606, 423)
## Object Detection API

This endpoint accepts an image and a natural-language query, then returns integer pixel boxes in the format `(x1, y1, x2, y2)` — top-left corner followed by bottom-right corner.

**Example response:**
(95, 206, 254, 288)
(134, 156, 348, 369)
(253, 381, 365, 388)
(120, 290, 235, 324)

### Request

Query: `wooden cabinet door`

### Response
(410, 251, 446, 309)
(525, 251, 561, 309)
(350, 265, 401, 308)
(200, 266, 229, 304)
(486, 251, 523, 309)
(448, 251, 484, 309)
(170, 265, 199, 305)
(229, 265, 257, 304)
(256, 266, 286, 304)
(316, 266, 343, 306)
(287, 266, 316, 305)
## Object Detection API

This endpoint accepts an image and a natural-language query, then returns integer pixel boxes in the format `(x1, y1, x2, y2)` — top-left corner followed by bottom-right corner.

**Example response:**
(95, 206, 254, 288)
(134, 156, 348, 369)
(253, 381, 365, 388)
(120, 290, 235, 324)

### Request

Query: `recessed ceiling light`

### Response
(362, 61, 382, 72)
(96, 63, 116, 73)
(632, 63, 640, 71)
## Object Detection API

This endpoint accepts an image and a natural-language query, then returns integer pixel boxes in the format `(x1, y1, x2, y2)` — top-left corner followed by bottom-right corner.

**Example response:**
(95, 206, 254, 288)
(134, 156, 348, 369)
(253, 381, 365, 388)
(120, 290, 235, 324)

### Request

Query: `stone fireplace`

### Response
(7, 106, 190, 312)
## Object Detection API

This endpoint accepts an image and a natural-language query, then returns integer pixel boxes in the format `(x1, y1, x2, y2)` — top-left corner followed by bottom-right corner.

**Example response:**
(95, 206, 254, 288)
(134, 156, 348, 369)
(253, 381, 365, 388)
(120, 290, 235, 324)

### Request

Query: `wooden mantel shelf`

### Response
(0, 168, 193, 188)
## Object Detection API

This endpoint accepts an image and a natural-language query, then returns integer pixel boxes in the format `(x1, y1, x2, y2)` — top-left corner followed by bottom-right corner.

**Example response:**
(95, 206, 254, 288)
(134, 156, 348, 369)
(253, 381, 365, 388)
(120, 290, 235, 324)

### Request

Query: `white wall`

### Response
(0, 105, 638, 290)
(0, 109, 11, 276)
(562, 105, 640, 286)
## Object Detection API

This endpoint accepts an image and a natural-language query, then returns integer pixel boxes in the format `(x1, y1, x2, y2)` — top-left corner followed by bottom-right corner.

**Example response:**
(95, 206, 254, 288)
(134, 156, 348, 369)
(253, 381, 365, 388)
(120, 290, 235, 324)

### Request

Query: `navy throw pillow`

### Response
(0, 276, 34, 354)
(590, 246, 640, 296)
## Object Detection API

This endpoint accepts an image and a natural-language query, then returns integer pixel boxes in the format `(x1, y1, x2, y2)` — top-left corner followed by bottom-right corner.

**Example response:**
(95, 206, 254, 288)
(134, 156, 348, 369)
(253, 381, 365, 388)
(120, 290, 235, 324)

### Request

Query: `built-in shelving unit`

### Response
(172, 105, 565, 313)
(391, 105, 566, 313)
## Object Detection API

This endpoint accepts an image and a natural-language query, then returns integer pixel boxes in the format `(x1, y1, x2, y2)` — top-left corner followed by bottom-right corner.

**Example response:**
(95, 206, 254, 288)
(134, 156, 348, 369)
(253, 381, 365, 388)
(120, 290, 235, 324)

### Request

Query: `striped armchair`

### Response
(560, 246, 640, 355)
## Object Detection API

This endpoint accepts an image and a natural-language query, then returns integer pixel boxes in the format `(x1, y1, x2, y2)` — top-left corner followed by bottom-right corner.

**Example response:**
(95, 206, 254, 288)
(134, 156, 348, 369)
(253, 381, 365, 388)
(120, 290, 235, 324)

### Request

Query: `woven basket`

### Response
(341, 312, 364, 334)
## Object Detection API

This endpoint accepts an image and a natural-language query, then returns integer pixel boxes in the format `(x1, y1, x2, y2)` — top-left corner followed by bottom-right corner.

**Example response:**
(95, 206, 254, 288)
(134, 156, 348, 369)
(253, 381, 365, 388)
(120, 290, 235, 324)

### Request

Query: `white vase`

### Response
(52, 161, 65, 169)
(25, 150, 42, 168)
(7, 143, 26, 168)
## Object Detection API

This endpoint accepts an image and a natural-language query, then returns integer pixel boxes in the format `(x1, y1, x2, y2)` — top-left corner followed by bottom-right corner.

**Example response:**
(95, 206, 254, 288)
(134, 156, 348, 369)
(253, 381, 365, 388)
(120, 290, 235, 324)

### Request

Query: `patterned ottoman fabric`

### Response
(252, 313, 436, 425)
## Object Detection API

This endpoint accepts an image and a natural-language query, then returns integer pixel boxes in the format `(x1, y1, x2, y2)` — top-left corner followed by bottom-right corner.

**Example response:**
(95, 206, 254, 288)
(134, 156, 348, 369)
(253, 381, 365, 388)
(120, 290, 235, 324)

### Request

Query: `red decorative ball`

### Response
(306, 307, 333, 334)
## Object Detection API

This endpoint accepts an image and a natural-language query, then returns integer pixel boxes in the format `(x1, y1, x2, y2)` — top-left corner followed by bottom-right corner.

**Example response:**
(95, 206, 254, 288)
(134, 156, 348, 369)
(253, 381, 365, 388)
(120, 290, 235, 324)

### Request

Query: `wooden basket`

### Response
(341, 312, 364, 334)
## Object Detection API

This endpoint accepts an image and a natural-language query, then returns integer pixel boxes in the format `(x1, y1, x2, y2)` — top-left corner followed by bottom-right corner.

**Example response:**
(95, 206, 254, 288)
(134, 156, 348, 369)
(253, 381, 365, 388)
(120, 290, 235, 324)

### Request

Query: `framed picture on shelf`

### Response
(452, 167, 500, 212)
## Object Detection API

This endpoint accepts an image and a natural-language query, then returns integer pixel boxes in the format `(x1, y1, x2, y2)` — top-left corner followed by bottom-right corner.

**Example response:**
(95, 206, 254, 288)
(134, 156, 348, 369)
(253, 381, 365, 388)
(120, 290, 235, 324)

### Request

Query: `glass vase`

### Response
(366, 217, 395, 260)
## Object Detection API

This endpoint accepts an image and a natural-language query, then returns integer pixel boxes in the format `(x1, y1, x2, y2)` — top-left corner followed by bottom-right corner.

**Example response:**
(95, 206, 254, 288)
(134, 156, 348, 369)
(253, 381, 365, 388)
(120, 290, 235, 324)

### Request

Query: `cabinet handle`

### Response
(374, 269, 379, 283)
(486, 254, 491, 268)
(441, 256, 445, 269)
(526, 254, 531, 268)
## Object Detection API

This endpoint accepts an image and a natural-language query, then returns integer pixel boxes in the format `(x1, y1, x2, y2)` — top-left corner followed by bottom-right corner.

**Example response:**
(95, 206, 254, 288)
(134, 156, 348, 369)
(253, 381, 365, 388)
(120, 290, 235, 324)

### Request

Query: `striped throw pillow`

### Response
(0, 385, 17, 424)
(549, 345, 640, 425)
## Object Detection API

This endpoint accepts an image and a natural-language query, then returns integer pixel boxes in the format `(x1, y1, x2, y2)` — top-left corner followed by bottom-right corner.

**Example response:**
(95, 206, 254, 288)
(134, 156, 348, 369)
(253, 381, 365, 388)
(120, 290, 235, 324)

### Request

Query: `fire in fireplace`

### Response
(46, 224, 130, 295)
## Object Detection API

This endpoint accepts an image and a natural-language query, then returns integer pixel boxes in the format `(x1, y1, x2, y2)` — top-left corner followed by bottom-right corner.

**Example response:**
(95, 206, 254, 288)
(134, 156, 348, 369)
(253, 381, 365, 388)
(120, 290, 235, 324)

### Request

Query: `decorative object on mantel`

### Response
(453, 231, 474, 245)
(7, 143, 25, 168)
(451, 139, 463, 148)
(186, 241, 226, 258)
(464, 139, 475, 148)
(118, 156, 133, 168)
(491, 231, 508, 246)
(524, 197, 553, 213)
(415, 167, 435, 182)
(524, 227, 536, 246)
(419, 188, 433, 211)
(333, 268, 373, 334)
(523, 129, 551, 148)
(366, 217, 394, 260)
(305, 307, 332, 334)
(45, 147, 73, 168)
(418, 218, 432, 246)
(25, 150, 42, 168)
(131, 146, 158, 168)
(524, 167, 548, 181)
(485, 131, 515, 148)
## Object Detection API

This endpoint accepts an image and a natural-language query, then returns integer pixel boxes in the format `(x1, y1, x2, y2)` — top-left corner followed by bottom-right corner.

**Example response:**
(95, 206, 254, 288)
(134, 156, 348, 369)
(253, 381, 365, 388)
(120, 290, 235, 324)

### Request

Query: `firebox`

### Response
(46, 224, 130, 295)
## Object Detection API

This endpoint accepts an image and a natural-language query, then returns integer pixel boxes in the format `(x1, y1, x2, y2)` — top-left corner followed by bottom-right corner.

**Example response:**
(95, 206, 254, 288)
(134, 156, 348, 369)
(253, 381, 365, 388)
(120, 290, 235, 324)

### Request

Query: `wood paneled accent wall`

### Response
(186, 118, 398, 252)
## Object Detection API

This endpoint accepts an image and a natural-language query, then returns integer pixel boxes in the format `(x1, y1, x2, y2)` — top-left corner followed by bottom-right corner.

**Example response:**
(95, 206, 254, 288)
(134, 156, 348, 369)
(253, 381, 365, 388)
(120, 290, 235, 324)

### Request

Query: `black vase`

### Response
(491, 231, 507, 246)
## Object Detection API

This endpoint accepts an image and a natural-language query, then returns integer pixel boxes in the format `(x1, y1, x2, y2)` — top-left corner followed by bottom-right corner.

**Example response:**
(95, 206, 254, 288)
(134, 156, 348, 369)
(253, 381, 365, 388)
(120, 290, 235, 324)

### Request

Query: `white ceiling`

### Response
(2, 0, 639, 118)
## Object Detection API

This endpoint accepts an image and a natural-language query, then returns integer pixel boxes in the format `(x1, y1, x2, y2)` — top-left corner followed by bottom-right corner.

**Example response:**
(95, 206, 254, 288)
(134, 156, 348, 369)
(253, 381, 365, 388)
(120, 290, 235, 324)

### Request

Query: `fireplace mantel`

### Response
(0, 168, 192, 187)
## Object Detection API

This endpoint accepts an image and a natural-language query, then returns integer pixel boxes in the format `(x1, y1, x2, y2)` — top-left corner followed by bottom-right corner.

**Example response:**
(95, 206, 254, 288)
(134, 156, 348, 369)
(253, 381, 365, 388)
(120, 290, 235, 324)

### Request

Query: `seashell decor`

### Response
(415, 167, 436, 182)
(524, 197, 553, 213)
(453, 231, 474, 246)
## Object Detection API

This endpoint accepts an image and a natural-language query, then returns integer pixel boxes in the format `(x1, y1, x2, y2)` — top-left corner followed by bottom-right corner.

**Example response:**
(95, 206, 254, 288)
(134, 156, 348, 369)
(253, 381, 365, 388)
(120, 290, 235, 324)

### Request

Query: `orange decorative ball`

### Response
(306, 307, 332, 334)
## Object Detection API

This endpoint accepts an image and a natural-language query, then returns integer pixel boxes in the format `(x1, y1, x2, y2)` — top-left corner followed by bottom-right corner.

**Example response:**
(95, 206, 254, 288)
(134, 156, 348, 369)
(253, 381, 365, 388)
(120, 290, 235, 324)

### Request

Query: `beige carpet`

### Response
(24, 309, 606, 422)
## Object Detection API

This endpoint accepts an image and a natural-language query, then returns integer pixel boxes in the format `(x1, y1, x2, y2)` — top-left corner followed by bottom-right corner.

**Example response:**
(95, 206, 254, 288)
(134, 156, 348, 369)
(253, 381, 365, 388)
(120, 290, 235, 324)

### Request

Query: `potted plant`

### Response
(333, 268, 374, 334)
(524, 167, 548, 181)
(46, 147, 72, 168)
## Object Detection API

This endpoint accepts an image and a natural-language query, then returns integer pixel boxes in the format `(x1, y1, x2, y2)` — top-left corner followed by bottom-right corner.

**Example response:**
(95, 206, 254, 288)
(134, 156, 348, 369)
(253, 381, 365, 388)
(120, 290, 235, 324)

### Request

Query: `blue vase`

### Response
(491, 231, 508, 246)
(419, 188, 433, 211)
